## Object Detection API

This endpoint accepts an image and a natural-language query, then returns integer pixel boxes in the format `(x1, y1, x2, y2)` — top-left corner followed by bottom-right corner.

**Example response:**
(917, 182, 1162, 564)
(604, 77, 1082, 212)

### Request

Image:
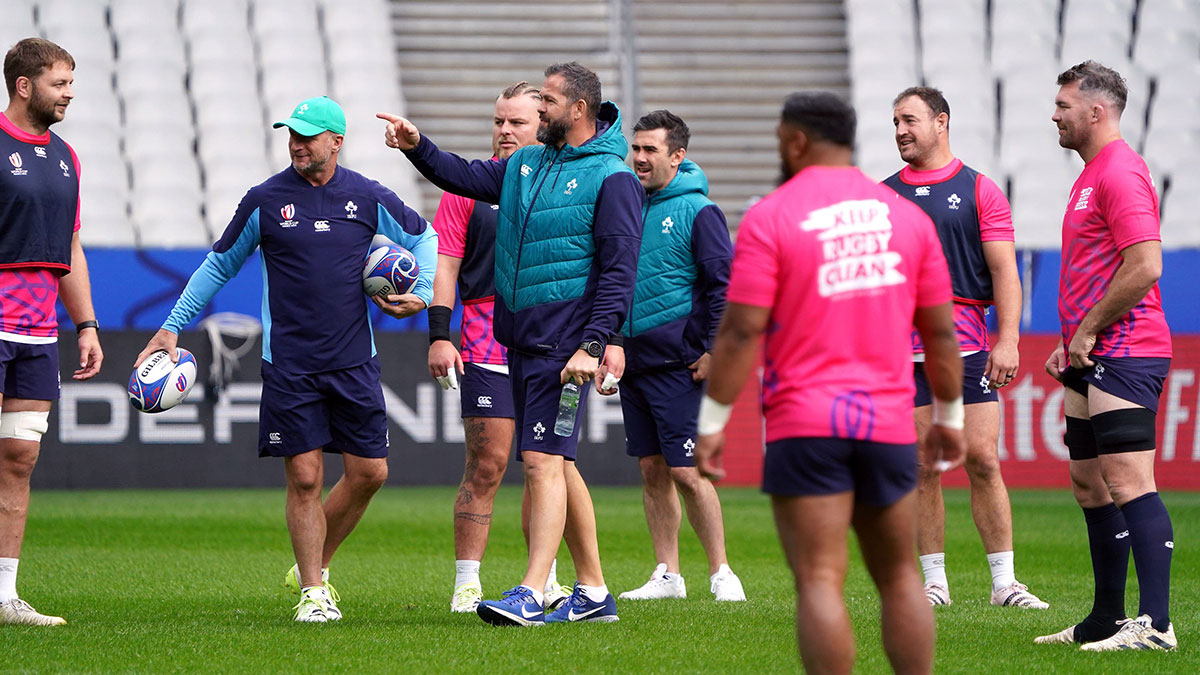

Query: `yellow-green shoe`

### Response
(284, 565, 339, 604)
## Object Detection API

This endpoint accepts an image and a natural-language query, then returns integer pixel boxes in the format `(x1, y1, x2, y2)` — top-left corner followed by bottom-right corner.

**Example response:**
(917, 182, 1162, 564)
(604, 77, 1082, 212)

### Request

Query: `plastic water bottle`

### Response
(554, 382, 581, 436)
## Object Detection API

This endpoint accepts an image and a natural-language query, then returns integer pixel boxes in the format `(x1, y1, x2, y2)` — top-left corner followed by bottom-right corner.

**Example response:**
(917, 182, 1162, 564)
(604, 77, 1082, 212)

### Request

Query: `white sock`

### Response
(709, 563, 732, 581)
(519, 584, 544, 606)
(544, 558, 559, 593)
(578, 583, 609, 603)
(0, 558, 16, 602)
(454, 560, 480, 589)
(986, 551, 1016, 591)
(919, 553, 947, 587)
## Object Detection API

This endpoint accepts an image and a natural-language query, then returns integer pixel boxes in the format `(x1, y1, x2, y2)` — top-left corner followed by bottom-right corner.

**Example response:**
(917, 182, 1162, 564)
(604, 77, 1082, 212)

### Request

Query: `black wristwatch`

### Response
(76, 320, 99, 334)
(578, 340, 604, 358)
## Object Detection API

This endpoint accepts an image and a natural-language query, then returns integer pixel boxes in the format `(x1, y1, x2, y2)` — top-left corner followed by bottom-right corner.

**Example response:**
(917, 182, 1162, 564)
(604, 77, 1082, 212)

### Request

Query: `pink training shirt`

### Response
(0, 113, 82, 340)
(1059, 140, 1172, 359)
(895, 159, 1014, 355)
(432, 189, 507, 366)
(727, 166, 952, 445)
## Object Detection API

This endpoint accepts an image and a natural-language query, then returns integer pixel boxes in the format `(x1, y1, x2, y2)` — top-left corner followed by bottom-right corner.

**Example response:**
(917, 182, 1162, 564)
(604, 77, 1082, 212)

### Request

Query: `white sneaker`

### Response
(990, 582, 1049, 609)
(619, 563, 687, 600)
(544, 579, 572, 610)
(924, 582, 951, 606)
(710, 566, 746, 602)
(451, 580, 482, 613)
(1034, 624, 1080, 644)
(1080, 614, 1177, 651)
(293, 586, 336, 623)
(0, 598, 66, 626)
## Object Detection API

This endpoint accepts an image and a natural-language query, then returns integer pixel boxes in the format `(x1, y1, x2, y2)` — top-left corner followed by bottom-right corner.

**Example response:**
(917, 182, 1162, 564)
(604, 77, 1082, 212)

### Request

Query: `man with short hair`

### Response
(0, 37, 103, 627)
(614, 109, 744, 603)
(1035, 60, 1176, 651)
(885, 86, 1046, 610)
(430, 81, 569, 613)
(137, 95, 437, 623)
(380, 61, 642, 627)
(695, 91, 966, 673)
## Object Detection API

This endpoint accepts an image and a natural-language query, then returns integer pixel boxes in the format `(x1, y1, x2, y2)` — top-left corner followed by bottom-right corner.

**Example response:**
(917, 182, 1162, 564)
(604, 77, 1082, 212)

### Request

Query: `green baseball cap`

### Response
(272, 96, 346, 136)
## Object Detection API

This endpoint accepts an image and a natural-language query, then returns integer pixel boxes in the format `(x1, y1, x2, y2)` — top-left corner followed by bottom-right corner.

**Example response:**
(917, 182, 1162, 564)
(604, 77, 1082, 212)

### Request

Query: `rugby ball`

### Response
(363, 240, 419, 298)
(128, 348, 198, 413)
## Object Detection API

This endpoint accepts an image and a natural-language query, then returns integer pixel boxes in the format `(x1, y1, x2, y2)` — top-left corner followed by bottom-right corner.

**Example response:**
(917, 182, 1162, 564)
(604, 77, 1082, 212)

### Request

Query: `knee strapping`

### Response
(1092, 408, 1157, 454)
(0, 410, 49, 442)
(1064, 416, 1097, 461)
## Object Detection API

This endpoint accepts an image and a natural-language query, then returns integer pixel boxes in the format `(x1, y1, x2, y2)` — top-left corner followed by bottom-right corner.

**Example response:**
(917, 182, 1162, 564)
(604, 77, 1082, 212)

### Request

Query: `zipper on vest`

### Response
(511, 147, 560, 303)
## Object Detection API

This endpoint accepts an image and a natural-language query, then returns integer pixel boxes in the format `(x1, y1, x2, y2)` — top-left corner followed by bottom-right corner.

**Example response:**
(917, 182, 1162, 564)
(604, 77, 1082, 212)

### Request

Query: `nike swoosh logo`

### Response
(521, 606, 541, 618)
(568, 606, 605, 621)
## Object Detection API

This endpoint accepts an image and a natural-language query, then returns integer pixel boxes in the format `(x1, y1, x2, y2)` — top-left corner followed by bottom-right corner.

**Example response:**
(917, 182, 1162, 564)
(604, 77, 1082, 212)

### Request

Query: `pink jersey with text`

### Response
(433, 190, 507, 365)
(1059, 140, 1171, 358)
(727, 166, 952, 444)
(897, 159, 1013, 354)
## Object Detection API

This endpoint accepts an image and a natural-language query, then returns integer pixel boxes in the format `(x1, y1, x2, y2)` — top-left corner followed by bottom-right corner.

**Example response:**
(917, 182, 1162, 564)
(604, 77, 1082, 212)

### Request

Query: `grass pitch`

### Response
(2, 487, 1197, 673)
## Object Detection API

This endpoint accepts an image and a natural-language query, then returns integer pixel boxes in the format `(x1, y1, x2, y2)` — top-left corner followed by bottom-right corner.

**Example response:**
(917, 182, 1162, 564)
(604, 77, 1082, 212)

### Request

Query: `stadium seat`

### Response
(181, 0, 249, 33)
(187, 29, 257, 69)
(35, 0, 108, 37)
(109, 0, 180, 36)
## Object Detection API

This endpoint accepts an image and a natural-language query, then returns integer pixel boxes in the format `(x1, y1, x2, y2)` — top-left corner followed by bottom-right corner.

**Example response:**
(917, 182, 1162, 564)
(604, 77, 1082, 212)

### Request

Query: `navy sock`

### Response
(1081, 503, 1130, 631)
(1120, 492, 1174, 632)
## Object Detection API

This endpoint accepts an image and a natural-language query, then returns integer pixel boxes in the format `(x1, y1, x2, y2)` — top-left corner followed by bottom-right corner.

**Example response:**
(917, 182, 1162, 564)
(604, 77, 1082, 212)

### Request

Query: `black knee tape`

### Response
(1092, 408, 1157, 454)
(1064, 416, 1098, 461)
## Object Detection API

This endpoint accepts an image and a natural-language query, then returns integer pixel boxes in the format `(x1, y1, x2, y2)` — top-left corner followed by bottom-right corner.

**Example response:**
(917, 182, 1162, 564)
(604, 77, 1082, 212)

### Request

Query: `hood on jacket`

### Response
(649, 158, 709, 204)
(545, 100, 628, 163)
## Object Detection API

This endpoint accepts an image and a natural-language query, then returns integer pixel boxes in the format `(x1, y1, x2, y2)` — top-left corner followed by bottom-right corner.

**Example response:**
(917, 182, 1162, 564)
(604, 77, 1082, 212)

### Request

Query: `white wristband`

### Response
(697, 396, 733, 435)
(932, 396, 965, 430)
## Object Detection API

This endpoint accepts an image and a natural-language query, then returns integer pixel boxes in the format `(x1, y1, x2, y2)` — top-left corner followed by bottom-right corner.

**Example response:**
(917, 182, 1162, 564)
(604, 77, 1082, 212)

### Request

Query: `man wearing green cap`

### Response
(136, 95, 438, 623)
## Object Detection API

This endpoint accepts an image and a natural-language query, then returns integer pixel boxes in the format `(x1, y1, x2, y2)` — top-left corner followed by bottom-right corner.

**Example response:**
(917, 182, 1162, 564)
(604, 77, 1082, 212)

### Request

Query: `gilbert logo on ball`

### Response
(363, 241, 419, 298)
(128, 348, 198, 413)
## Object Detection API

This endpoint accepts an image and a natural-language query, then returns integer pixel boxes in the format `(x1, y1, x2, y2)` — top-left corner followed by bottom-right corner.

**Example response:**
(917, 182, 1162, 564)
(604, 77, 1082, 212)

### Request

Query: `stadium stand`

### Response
(848, 0, 1200, 248)
(2, 0, 1196, 245)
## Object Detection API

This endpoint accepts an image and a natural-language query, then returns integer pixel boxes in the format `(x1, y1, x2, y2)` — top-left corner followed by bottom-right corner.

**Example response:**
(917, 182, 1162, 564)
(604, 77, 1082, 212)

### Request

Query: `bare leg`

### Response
(638, 456, 681, 572)
(772, 492, 855, 675)
(321, 454, 389, 566)
(672, 465, 729, 574)
(453, 417, 514, 561)
(912, 406, 946, 556)
(284, 450, 325, 588)
(853, 492, 935, 675)
(0, 398, 50, 561)
(562, 461, 603, 586)
(519, 451, 567, 592)
(962, 402, 1013, 553)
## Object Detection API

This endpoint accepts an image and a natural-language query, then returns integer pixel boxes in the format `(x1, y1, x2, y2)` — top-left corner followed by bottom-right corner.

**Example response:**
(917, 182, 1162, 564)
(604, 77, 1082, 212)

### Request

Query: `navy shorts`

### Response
(621, 367, 701, 467)
(913, 350, 998, 407)
(259, 358, 389, 458)
(460, 363, 515, 418)
(762, 437, 918, 507)
(0, 340, 60, 401)
(1061, 355, 1170, 413)
(509, 351, 589, 461)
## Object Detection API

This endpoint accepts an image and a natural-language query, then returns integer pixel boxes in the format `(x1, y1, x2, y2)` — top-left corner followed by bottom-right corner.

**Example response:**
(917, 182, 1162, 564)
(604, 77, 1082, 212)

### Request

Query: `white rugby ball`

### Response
(363, 239, 420, 298)
(128, 348, 198, 413)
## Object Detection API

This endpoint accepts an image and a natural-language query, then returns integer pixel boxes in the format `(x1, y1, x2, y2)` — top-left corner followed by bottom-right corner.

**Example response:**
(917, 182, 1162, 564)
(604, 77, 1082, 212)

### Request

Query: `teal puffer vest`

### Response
(623, 159, 714, 336)
(494, 102, 634, 312)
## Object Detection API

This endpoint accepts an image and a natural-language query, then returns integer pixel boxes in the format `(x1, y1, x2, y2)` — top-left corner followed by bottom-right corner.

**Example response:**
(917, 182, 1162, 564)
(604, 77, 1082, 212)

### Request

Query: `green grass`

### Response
(2, 487, 1197, 673)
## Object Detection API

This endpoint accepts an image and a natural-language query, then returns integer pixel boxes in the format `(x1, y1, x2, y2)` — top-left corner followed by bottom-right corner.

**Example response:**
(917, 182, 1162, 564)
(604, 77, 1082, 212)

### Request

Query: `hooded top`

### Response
(623, 159, 732, 374)
(405, 101, 642, 358)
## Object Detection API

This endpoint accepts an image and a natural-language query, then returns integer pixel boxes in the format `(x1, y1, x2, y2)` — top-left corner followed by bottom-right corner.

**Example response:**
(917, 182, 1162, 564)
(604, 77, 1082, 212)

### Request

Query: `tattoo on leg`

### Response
(456, 485, 473, 506)
(463, 418, 488, 483)
(455, 512, 492, 525)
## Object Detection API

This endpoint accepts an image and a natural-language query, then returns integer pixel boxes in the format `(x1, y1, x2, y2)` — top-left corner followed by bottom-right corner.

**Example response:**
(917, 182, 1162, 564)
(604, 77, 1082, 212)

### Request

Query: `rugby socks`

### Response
(0, 558, 17, 602)
(544, 558, 560, 595)
(454, 560, 480, 589)
(1077, 503, 1130, 641)
(918, 553, 947, 588)
(578, 583, 610, 603)
(519, 585, 544, 606)
(986, 551, 1016, 591)
(1120, 492, 1174, 632)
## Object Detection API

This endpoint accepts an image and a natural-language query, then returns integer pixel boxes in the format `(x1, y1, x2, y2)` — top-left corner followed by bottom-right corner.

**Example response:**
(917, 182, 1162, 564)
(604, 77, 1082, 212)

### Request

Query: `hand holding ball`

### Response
(128, 348, 197, 413)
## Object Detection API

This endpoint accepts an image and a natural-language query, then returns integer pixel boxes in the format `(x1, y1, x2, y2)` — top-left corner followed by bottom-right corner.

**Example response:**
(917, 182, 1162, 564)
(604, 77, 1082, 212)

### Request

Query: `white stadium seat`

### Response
(109, 0, 180, 36)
